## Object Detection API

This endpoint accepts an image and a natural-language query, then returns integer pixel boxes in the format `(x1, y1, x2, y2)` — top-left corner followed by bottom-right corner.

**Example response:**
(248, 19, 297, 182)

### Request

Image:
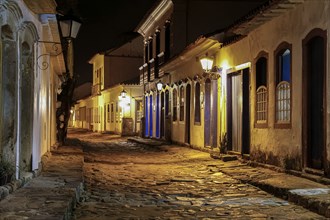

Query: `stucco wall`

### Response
(168, 56, 208, 147)
(216, 0, 330, 170)
(0, 0, 61, 175)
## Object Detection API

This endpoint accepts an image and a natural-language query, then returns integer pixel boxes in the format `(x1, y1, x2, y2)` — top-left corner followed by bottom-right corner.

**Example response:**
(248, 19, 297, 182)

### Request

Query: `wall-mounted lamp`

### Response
(199, 54, 214, 72)
(37, 12, 82, 70)
(58, 12, 82, 39)
(120, 89, 127, 99)
(156, 80, 163, 91)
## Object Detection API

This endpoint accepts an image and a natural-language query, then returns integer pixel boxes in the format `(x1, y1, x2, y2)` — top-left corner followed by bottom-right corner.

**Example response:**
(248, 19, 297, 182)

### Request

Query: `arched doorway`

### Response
(1, 25, 17, 163)
(302, 29, 327, 170)
(20, 42, 34, 172)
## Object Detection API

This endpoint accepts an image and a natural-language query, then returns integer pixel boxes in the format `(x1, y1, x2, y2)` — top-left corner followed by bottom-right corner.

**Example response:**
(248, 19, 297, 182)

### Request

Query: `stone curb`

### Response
(288, 189, 330, 218)
(0, 145, 84, 220)
(0, 174, 33, 201)
(128, 137, 170, 146)
(0, 160, 41, 202)
(219, 164, 330, 218)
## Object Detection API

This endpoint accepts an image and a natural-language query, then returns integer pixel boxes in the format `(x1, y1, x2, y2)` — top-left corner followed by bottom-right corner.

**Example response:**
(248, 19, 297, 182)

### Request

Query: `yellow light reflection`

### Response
(118, 95, 131, 117)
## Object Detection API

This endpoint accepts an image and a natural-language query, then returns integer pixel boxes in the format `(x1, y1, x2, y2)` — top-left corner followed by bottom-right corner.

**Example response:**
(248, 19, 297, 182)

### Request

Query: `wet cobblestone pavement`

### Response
(68, 131, 326, 220)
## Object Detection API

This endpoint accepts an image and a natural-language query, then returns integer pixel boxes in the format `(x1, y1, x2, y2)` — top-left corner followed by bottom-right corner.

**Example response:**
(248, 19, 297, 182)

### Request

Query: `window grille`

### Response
(276, 81, 290, 122)
(256, 86, 267, 122)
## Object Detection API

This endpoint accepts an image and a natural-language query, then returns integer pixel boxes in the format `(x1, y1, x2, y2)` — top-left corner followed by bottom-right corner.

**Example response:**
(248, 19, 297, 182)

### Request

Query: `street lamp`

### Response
(156, 80, 163, 91)
(58, 13, 82, 39)
(200, 54, 214, 72)
(55, 11, 82, 145)
(121, 89, 127, 99)
(37, 13, 82, 70)
(57, 12, 82, 77)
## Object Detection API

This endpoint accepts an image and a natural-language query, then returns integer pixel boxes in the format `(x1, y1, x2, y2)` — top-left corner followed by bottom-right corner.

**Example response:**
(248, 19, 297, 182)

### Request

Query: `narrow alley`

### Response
(68, 129, 326, 220)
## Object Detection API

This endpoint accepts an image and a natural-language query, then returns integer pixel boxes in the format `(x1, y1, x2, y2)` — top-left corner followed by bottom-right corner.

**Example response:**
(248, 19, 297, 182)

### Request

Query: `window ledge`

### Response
(274, 123, 291, 129)
(254, 122, 268, 129)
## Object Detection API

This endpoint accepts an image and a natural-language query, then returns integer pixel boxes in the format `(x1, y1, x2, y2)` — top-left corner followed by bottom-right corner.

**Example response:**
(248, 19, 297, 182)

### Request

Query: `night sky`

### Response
(56, 0, 268, 86)
(69, 0, 157, 85)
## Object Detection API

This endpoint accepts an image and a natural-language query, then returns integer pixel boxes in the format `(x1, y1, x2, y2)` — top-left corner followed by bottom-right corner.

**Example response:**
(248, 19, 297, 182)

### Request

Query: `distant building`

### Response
(71, 35, 144, 135)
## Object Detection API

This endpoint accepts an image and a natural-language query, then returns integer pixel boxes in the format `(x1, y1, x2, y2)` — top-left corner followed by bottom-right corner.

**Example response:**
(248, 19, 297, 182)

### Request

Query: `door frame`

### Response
(226, 68, 250, 154)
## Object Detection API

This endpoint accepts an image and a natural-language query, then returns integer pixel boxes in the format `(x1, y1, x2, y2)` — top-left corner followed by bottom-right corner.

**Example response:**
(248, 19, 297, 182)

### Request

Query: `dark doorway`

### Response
(204, 79, 211, 147)
(165, 90, 170, 140)
(145, 96, 148, 137)
(242, 68, 250, 154)
(185, 84, 191, 144)
(149, 95, 153, 137)
(303, 29, 326, 170)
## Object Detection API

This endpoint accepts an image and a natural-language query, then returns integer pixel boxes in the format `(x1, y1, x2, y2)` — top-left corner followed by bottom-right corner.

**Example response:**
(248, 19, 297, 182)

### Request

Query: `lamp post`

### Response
(56, 12, 82, 146)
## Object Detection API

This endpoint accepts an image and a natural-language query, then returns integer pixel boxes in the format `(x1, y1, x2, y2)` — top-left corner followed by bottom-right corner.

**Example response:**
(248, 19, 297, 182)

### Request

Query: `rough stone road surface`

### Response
(68, 129, 325, 220)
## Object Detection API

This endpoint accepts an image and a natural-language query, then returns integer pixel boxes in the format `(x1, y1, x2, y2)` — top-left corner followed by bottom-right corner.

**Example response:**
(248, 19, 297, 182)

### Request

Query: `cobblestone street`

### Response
(68, 130, 325, 220)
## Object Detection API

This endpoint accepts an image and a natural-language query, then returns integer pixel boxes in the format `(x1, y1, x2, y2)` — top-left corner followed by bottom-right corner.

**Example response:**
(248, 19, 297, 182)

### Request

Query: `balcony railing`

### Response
(92, 83, 101, 96)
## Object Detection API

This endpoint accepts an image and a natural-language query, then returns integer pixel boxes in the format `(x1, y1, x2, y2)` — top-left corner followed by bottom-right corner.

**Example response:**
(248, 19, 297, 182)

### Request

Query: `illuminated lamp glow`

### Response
(200, 57, 214, 72)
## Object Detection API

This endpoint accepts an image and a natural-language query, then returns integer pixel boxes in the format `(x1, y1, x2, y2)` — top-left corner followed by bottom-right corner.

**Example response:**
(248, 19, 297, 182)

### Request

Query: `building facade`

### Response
(136, 0, 265, 146)
(0, 0, 65, 180)
(215, 0, 330, 175)
(137, 0, 330, 177)
(71, 36, 144, 135)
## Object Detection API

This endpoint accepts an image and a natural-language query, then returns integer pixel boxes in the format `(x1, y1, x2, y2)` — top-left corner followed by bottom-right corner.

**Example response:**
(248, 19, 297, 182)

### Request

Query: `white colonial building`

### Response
(0, 0, 66, 181)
